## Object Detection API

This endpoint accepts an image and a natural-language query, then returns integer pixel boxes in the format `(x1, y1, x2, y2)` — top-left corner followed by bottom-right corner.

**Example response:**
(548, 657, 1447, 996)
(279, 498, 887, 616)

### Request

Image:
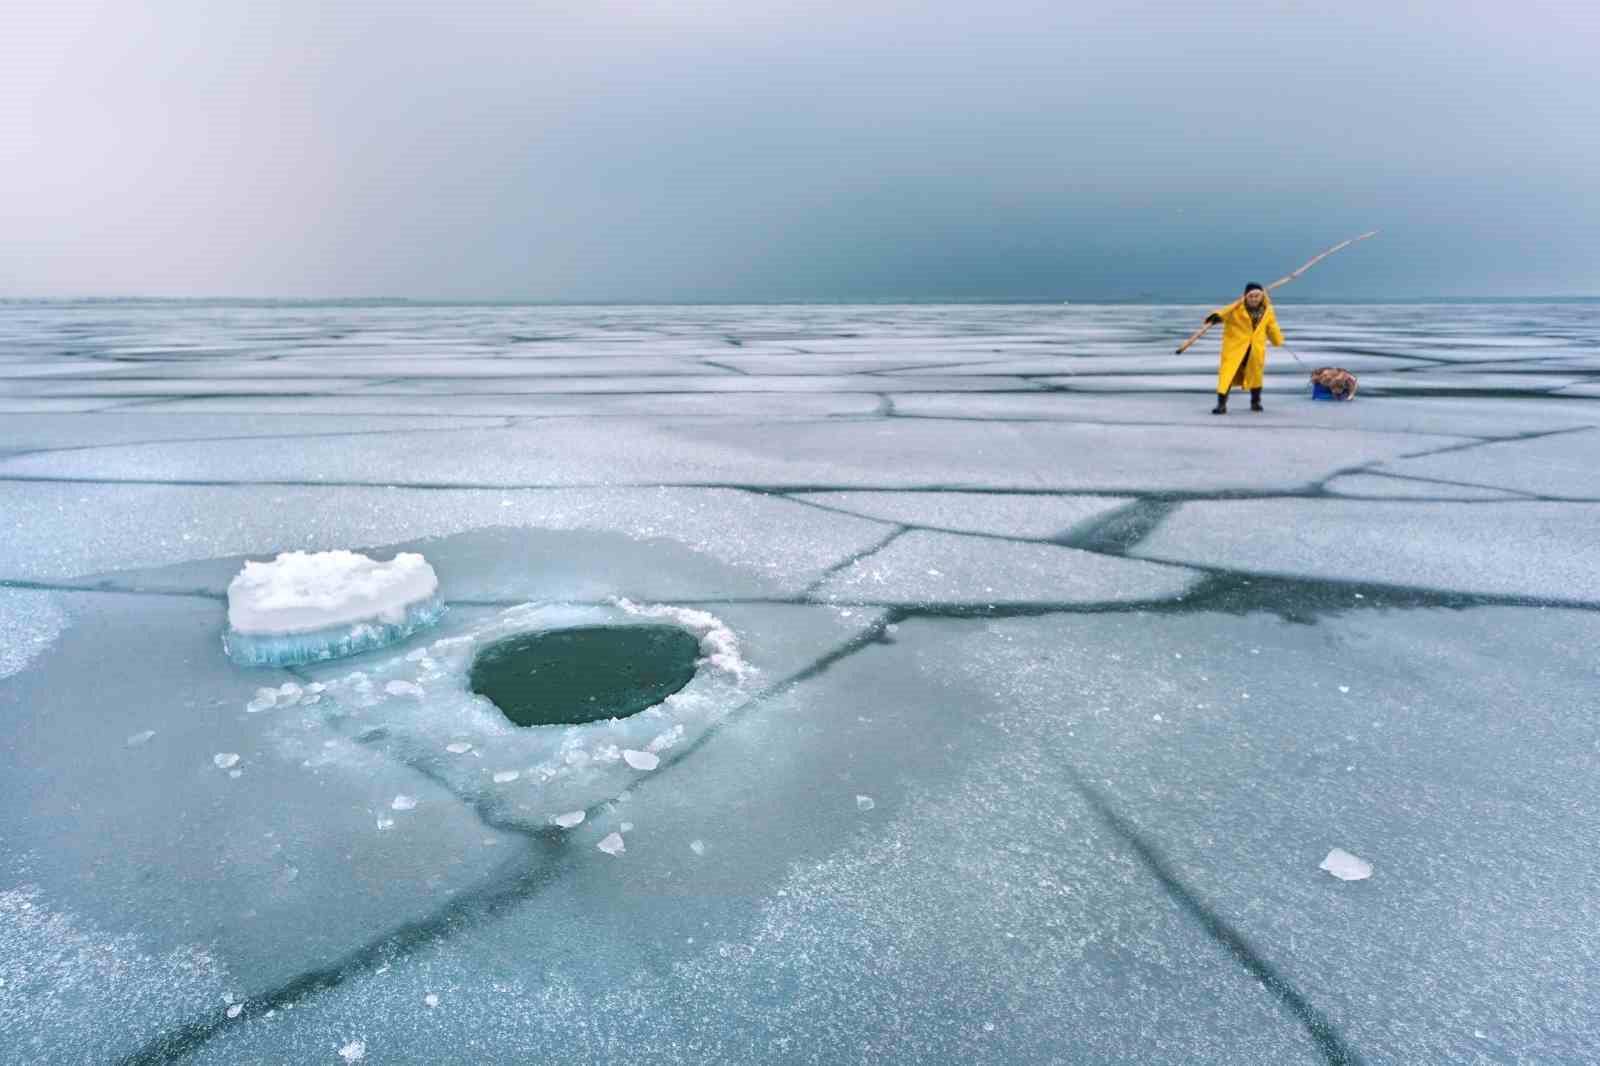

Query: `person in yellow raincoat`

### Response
(1206, 282, 1283, 414)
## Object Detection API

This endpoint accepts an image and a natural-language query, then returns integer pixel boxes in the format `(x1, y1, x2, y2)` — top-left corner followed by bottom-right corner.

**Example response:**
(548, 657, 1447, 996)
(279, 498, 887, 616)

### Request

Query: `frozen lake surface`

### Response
(2, 301, 1598, 1065)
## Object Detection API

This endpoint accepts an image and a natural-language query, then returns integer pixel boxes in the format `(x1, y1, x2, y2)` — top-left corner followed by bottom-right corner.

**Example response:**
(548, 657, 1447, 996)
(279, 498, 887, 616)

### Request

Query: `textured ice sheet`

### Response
(0, 593, 525, 1015)
(180, 616, 1326, 1066)
(130, 392, 885, 419)
(1136, 499, 1600, 602)
(0, 483, 887, 591)
(814, 529, 1199, 605)
(0, 418, 1461, 493)
(1368, 428, 1600, 499)
(0, 412, 496, 453)
(0, 877, 230, 1065)
(793, 490, 1134, 539)
(358, 373, 1044, 395)
(928, 609, 1600, 1064)
(890, 390, 1600, 438)
(0, 588, 69, 680)
(1321, 473, 1520, 500)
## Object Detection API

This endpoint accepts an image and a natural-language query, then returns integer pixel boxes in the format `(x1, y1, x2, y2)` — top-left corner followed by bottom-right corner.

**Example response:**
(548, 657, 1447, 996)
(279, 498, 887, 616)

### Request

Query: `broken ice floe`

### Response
(597, 832, 626, 855)
(125, 729, 156, 747)
(338, 1039, 367, 1062)
(553, 810, 586, 828)
(390, 795, 417, 811)
(222, 550, 444, 667)
(1319, 848, 1373, 881)
(213, 753, 240, 769)
(856, 795, 876, 811)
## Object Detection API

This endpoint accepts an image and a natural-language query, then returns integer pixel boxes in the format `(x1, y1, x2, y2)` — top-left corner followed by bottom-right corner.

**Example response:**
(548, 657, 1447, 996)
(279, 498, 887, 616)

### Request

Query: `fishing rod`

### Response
(1174, 230, 1378, 355)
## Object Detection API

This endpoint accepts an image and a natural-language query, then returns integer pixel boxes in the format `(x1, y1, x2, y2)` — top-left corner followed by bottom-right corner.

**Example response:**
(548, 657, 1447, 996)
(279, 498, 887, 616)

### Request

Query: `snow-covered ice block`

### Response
(222, 550, 444, 666)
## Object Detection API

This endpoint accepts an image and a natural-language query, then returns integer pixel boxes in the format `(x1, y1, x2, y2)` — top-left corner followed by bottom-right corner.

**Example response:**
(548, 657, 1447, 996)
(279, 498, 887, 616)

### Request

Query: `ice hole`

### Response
(468, 625, 701, 728)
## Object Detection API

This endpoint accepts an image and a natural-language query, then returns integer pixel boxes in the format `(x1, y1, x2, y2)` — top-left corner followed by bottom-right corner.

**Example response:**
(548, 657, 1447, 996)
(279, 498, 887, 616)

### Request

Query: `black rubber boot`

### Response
(1211, 392, 1228, 415)
(1250, 388, 1263, 412)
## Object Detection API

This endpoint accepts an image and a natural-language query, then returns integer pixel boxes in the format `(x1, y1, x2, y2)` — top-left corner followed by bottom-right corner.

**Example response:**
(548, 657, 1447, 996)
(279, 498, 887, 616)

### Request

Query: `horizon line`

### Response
(3, 294, 1597, 307)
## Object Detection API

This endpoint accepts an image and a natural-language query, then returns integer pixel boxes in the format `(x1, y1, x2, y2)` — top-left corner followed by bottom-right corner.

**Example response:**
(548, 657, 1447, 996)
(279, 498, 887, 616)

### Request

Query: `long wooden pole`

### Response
(1174, 230, 1378, 354)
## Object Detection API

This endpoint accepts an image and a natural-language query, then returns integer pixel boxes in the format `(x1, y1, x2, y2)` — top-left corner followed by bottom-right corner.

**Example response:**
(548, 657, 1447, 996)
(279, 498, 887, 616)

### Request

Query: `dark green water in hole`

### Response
(469, 624, 701, 727)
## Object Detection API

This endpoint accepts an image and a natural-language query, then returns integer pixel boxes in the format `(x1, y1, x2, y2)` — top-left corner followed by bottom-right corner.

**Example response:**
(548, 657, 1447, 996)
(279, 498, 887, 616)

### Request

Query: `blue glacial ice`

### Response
(222, 550, 446, 667)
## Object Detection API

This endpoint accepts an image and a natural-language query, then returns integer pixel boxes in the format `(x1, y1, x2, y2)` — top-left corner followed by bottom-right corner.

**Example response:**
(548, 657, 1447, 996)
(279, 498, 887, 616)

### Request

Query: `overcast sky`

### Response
(4, 1, 1596, 301)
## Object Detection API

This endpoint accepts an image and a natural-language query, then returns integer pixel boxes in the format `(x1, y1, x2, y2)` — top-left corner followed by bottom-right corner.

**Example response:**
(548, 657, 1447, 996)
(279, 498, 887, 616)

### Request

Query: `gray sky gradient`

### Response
(4, 1, 1597, 300)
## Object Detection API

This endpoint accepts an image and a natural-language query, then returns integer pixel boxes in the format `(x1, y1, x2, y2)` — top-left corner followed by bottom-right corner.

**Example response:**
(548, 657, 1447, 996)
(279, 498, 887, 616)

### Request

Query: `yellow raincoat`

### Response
(1212, 294, 1283, 393)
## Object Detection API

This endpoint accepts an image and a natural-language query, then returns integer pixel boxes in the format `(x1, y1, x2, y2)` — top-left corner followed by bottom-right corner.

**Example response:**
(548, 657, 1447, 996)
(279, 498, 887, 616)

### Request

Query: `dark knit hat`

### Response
(1243, 282, 1265, 294)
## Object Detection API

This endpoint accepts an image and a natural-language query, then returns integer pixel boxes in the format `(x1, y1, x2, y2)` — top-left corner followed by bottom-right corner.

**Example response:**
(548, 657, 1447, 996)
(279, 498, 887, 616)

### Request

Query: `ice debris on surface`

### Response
(622, 749, 660, 771)
(492, 770, 521, 783)
(1320, 848, 1373, 882)
(445, 742, 473, 754)
(222, 550, 444, 667)
(552, 811, 585, 828)
(338, 1038, 366, 1062)
(212, 753, 240, 769)
(297, 601, 757, 831)
(597, 832, 626, 855)
(125, 729, 157, 747)
(856, 795, 876, 811)
(390, 795, 417, 812)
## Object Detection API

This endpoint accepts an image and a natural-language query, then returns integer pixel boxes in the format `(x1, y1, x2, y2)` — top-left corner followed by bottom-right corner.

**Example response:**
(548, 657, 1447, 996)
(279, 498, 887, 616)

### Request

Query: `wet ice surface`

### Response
(2, 302, 1598, 1064)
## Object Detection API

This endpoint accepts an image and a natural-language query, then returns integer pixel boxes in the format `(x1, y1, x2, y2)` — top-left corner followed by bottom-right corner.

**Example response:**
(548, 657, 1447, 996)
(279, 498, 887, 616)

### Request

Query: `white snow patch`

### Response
(597, 832, 626, 855)
(1319, 848, 1373, 881)
(227, 549, 437, 636)
(623, 749, 660, 771)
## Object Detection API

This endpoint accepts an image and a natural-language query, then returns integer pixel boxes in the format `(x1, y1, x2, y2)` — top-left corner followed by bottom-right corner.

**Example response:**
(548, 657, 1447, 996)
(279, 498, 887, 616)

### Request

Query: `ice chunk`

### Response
(245, 687, 278, 713)
(1319, 848, 1373, 881)
(856, 795, 876, 811)
(125, 729, 157, 747)
(226, 1003, 243, 1019)
(492, 770, 521, 783)
(424, 993, 439, 1008)
(445, 742, 473, 754)
(689, 839, 707, 856)
(384, 680, 423, 699)
(338, 1039, 367, 1062)
(552, 810, 585, 828)
(622, 749, 660, 771)
(390, 795, 417, 811)
(597, 832, 626, 855)
(213, 752, 240, 769)
(222, 550, 444, 667)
